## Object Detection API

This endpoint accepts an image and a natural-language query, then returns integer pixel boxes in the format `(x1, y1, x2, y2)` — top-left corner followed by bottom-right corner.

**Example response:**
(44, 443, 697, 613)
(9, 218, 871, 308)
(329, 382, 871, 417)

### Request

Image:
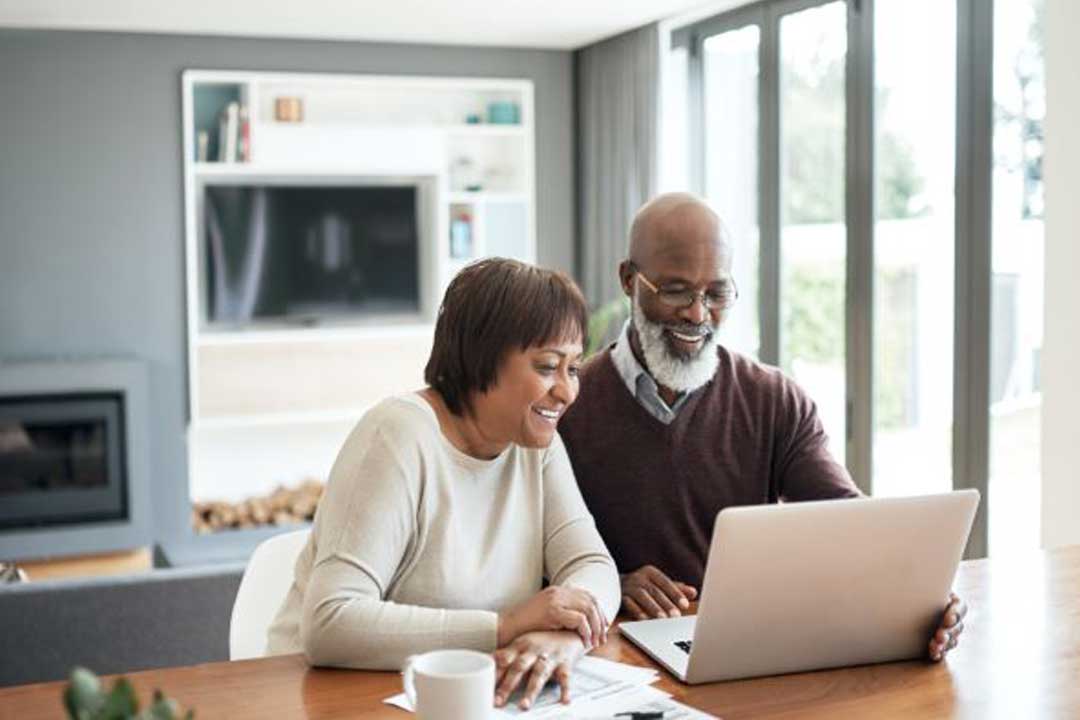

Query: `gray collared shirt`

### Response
(609, 321, 691, 425)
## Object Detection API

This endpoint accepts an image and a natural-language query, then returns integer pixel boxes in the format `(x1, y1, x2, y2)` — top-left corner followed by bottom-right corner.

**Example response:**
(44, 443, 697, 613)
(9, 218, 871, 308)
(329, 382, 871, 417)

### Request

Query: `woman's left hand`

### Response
(493, 631, 585, 710)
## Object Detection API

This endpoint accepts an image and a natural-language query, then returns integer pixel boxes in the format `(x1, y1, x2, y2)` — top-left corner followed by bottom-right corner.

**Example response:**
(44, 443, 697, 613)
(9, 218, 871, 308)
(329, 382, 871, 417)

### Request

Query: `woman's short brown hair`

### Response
(424, 258, 588, 416)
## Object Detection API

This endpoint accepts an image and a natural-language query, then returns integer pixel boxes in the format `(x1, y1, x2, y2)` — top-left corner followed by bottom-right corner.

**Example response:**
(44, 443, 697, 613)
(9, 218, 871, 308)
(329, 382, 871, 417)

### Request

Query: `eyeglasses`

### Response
(634, 268, 739, 310)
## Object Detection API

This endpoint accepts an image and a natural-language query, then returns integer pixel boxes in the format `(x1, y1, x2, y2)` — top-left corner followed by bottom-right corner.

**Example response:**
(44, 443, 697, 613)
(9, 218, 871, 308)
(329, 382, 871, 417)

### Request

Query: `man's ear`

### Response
(618, 261, 635, 298)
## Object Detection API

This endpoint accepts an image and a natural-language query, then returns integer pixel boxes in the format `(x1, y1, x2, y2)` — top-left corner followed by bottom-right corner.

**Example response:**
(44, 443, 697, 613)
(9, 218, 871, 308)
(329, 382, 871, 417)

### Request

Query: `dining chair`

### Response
(229, 528, 310, 660)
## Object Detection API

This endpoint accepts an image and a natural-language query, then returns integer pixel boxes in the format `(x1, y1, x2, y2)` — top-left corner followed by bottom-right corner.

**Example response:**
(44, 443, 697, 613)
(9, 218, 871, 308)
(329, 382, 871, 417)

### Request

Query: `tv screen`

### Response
(202, 184, 420, 327)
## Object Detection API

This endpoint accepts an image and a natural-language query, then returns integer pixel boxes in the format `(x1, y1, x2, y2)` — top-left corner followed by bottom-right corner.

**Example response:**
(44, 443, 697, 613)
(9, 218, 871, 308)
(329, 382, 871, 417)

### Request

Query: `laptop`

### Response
(618, 490, 980, 684)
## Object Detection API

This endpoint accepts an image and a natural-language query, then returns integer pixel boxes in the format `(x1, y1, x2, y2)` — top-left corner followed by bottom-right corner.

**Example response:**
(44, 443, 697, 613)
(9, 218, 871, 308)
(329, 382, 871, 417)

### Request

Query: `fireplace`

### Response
(0, 393, 127, 530)
(0, 360, 151, 562)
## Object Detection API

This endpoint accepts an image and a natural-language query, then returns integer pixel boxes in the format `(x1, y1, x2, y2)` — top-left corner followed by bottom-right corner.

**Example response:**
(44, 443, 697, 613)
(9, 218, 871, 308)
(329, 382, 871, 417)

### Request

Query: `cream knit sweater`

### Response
(266, 393, 620, 669)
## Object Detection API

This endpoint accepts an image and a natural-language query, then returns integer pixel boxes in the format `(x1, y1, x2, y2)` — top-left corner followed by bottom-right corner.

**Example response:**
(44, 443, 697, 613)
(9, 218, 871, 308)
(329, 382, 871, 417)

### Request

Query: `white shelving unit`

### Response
(180, 69, 536, 504)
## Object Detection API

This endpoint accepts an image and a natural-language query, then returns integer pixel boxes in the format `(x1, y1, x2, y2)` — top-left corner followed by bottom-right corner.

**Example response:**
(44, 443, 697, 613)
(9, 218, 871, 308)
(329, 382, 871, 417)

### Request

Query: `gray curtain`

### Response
(577, 23, 660, 309)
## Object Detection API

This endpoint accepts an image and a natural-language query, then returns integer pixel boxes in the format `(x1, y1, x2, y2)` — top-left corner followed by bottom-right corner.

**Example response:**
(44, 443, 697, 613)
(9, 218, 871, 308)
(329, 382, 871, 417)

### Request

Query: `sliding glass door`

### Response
(779, 1, 848, 463)
(989, 0, 1044, 557)
(871, 0, 956, 497)
(703, 25, 762, 358)
(675, 0, 1026, 556)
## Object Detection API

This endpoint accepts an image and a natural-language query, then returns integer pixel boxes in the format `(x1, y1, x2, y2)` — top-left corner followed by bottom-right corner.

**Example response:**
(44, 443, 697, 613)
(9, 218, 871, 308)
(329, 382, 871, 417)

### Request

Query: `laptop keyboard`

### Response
(674, 640, 693, 654)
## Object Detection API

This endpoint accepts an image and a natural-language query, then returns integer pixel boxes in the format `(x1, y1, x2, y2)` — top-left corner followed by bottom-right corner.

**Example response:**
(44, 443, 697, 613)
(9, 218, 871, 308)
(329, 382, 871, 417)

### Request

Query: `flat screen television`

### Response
(201, 184, 421, 328)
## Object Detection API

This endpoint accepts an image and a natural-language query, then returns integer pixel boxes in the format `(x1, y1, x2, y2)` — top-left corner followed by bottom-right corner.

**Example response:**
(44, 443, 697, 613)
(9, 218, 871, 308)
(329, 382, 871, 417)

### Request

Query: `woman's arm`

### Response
(540, 434, 621, 621)
(299, 418, 497, 670)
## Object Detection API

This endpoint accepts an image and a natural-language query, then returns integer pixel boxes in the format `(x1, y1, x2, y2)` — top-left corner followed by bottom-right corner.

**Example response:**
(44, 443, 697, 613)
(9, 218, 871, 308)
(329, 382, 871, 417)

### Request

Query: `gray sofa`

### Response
(0, 563, 244, 687)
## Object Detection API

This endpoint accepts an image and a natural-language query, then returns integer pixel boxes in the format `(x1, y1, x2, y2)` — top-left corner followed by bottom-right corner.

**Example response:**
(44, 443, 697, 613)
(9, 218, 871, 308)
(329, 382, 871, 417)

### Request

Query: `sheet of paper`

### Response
(383, 656, 663, 717)
(566, 685, 721, 720)
(573, 656, 659, 686)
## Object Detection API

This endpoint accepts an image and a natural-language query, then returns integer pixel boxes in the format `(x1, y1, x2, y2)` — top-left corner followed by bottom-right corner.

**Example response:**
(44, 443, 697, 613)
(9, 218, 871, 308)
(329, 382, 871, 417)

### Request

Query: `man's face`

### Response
(624, 228, 733, 350)
(620, 218, 734, 392)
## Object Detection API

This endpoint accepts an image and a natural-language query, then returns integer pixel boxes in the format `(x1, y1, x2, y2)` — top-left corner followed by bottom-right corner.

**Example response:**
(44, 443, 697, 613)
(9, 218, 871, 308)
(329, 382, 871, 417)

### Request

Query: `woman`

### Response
(267, 258, 620, 710)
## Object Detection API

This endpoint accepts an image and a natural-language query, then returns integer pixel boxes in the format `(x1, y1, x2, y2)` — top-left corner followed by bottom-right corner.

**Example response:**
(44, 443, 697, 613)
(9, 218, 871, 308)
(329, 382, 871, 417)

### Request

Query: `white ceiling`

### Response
(0, 0, 743, 50)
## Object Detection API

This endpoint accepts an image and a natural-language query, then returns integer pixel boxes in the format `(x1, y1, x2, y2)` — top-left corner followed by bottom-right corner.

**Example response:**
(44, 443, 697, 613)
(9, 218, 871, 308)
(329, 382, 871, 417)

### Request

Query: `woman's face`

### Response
(473, 335, 584, 450)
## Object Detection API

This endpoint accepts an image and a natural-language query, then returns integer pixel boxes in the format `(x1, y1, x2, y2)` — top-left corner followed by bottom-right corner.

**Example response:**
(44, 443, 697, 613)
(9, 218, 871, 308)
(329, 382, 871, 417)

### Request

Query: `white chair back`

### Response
(229, 528, 310, 660)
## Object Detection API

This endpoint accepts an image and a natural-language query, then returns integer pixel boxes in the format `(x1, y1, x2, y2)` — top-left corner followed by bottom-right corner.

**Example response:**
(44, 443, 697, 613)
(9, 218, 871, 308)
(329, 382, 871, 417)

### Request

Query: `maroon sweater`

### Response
(559, 345, 861, 588)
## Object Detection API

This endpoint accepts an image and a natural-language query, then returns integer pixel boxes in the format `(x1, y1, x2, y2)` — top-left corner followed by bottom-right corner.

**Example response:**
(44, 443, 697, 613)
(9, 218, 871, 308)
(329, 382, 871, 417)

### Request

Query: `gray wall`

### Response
(0, 29, 576, 554)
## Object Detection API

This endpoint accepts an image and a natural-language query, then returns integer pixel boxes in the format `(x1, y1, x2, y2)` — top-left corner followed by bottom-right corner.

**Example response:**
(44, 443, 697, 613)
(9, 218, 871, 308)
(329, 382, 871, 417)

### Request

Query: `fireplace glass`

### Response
(0, 393, 127, 530)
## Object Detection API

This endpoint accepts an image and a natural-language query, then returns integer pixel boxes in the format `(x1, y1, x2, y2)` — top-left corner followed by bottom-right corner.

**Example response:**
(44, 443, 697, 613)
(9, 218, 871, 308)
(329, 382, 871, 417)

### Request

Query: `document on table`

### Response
(568, 685, 720, 719)
(384, 657, 718, 719)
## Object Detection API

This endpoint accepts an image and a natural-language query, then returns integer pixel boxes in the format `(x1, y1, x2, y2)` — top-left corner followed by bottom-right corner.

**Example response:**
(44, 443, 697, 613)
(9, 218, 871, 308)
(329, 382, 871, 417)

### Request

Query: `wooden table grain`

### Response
(3, 546, 1078, 719)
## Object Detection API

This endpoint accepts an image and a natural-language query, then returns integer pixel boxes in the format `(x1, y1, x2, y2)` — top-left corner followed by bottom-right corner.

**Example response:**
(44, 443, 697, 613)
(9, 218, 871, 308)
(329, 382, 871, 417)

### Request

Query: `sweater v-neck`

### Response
(598, 349, 711, 434)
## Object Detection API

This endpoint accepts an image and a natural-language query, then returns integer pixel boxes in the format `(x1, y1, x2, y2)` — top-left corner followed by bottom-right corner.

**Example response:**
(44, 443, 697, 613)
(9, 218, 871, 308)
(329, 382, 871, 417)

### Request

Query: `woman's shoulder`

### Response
(343, 393, 441, 455)
(363, 393, 437, 428)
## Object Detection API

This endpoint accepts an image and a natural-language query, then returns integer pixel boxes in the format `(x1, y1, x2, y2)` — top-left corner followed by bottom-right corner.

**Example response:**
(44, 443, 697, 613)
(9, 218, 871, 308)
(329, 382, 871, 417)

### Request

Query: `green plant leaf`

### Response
(64, 667, 104, 718)
(146, 692, 182, 720)
(62, 666, 193, 720)
(586, 297, 630, 357)
(97, 678, 139, 719)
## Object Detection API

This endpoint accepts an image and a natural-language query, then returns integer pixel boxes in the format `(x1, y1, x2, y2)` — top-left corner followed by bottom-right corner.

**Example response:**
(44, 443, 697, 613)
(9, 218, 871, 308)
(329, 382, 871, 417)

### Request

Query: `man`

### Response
(559, 193, 965, 662)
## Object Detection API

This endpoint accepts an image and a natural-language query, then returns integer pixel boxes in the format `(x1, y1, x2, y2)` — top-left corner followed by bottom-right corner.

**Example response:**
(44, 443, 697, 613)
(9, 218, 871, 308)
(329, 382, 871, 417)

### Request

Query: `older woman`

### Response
(267, 258, 620, 710)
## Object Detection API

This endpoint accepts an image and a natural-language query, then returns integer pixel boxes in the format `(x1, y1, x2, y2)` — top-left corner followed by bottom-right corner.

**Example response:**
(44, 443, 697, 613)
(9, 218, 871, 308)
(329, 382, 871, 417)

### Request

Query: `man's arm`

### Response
(774, 379, 862, 501)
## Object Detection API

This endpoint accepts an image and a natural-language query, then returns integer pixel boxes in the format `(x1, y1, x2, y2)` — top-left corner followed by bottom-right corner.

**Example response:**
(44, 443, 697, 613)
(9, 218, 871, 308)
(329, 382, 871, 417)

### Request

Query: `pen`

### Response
(614, 712, 664, 719)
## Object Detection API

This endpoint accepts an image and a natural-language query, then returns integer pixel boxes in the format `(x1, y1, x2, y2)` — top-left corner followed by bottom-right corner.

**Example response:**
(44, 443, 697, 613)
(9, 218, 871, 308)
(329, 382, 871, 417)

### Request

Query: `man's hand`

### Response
(497, 586, 608, 650)
(493, 631, 585, 710)
(620, 565, 698, 620)
(929, 592, 967, 661)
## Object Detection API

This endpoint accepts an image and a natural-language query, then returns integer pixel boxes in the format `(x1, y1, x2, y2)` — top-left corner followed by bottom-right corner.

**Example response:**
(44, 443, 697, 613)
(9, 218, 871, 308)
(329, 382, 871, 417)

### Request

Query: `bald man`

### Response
(559, 193, 965, 662)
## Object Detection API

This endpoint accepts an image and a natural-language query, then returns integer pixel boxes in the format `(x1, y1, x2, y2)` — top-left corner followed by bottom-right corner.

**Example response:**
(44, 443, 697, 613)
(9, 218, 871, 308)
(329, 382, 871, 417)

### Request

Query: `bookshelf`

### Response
(180, 70, 536, 507)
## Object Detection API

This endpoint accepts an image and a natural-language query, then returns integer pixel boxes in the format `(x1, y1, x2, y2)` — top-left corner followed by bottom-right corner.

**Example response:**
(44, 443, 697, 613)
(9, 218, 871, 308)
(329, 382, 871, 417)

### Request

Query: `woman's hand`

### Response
(493, 631, 585, 710)
(497, 586, 608, 649)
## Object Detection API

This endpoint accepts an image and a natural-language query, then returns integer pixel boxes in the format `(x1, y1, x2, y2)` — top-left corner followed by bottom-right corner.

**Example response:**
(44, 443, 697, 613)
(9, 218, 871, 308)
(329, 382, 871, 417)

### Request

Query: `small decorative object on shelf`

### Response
(450, 155, 482, 192)
(486, 100, 520, 125)
(63, 666, 194, 720)
(465, 113, 482, 124)
(450, 210, 474, 259)
(274, 96, 304, 123)
(195, 131, 209, 162)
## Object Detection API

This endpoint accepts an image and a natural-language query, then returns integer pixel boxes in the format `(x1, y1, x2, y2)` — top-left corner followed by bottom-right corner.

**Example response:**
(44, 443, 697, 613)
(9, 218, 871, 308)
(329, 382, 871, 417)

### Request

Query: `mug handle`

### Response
(401, 655, 418, 708)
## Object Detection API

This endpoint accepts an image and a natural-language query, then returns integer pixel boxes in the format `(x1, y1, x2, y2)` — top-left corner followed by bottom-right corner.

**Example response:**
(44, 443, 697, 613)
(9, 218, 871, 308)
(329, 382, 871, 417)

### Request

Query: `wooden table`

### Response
(3, 546, 1078, 719)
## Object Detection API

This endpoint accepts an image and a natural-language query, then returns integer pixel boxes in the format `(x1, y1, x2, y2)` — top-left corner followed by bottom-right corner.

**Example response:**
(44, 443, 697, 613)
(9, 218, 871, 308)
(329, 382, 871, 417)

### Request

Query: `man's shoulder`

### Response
(579, 345, 616, 380)
(716, 346, 812, 404)
(562, 348, 619, 434)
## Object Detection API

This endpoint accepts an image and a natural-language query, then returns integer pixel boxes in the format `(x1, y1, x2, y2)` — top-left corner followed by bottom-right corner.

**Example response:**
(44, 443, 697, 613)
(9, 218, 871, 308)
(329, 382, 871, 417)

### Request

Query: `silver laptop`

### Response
(619, 490, 979, 684)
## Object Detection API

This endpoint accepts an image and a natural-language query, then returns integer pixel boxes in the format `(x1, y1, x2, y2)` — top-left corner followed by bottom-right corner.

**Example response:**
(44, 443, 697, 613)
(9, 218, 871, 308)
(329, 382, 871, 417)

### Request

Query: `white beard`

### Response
(631, 293, 719, 394)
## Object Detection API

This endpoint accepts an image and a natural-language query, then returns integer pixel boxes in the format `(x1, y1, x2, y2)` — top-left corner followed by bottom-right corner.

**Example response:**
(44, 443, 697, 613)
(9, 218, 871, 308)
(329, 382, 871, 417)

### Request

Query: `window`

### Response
(672, 0, 1030, 557)
(704, 25, 762, 358)
(779, 1, 847, 463)
(872, 0, 955, 496)
(990, 0, 1044, 557)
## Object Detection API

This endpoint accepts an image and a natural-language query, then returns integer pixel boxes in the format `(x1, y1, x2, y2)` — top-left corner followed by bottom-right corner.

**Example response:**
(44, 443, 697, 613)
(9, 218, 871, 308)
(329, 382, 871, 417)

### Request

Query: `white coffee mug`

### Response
(402, 649, 495, 720)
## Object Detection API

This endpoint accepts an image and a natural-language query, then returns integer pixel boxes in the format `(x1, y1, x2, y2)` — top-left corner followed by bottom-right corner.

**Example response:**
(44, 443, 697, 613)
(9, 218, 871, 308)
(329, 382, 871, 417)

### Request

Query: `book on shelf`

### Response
(216, 101, 244, 163)
(239, 105, 251, 162)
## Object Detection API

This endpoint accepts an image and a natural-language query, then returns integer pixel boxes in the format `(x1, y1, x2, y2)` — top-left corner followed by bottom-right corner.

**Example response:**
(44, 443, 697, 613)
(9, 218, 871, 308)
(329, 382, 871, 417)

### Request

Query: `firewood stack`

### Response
(192, 478, 325, 534)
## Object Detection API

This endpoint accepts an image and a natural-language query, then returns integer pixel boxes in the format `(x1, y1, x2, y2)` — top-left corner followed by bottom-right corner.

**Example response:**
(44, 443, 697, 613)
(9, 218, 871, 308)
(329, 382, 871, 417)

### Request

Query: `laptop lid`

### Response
(681, 490, 979, 684)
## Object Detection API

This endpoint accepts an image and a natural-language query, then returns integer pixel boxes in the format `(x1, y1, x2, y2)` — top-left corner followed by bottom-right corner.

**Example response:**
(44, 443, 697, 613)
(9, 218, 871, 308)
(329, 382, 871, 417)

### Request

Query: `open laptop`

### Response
(618, 490, 979, 684)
